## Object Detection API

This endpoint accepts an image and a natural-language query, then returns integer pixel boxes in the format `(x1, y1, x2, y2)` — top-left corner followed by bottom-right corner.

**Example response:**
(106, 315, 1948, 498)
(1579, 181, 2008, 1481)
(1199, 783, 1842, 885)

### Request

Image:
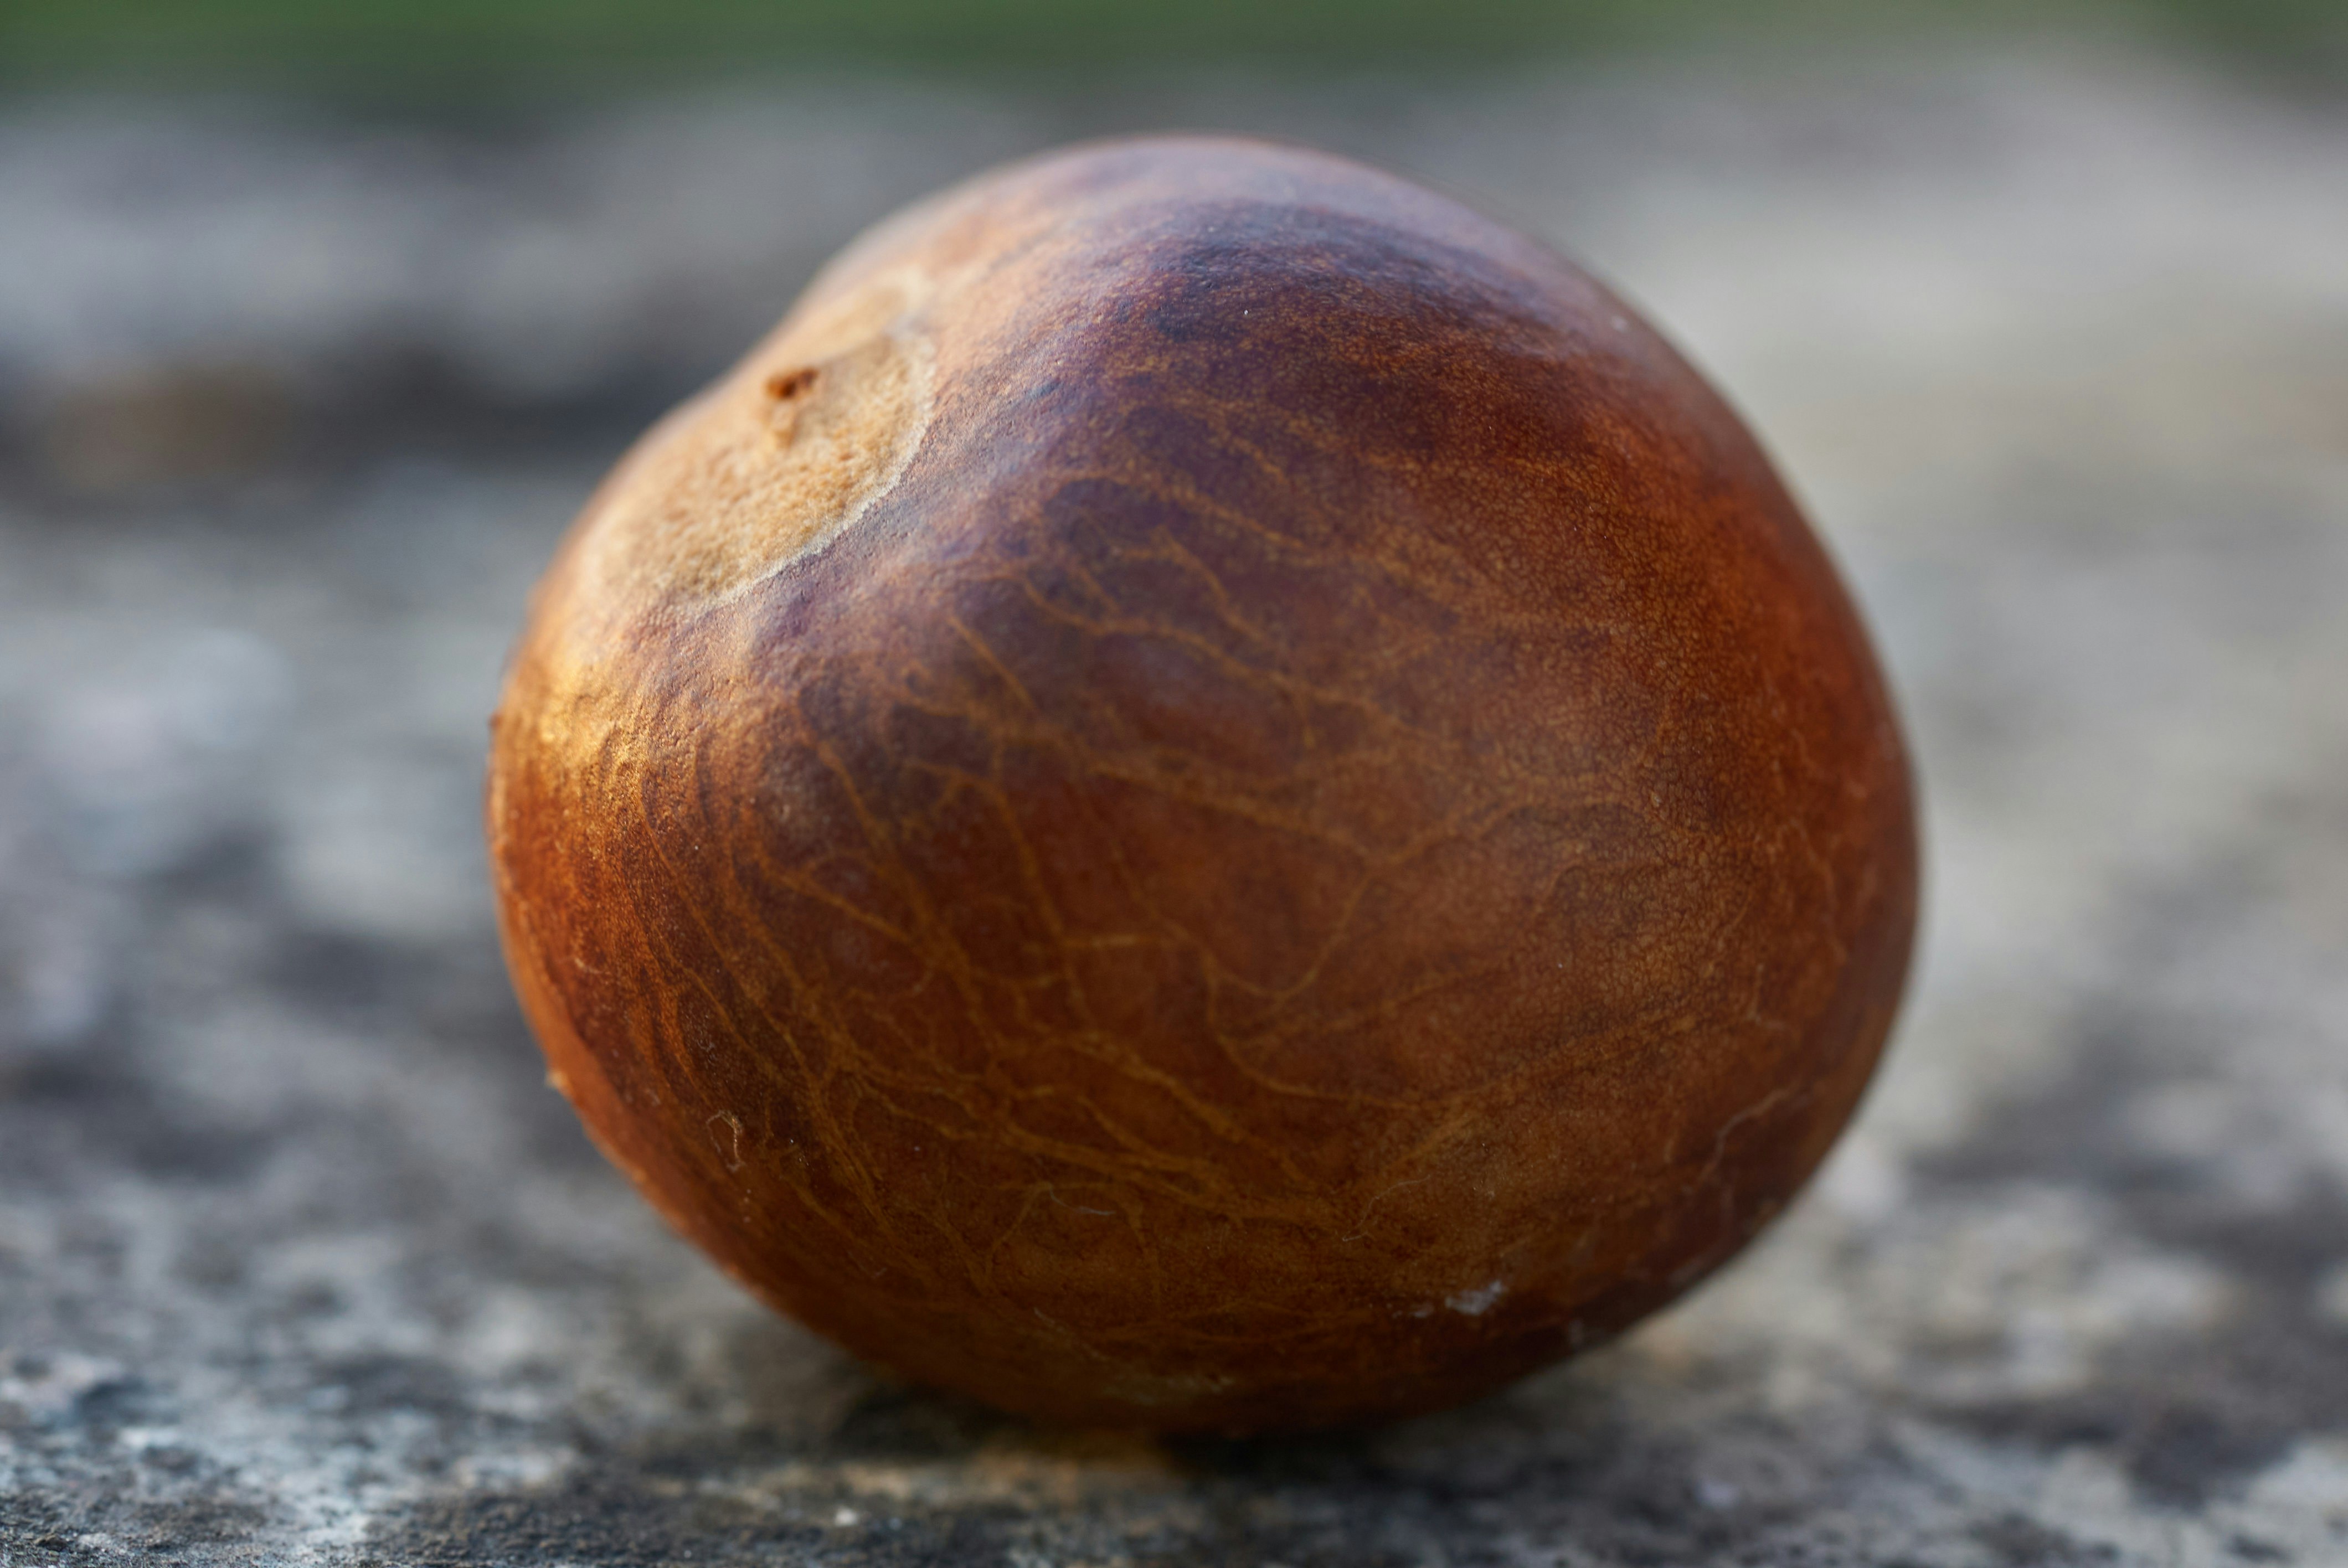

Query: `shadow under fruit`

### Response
(485, 136, 1918, 1433)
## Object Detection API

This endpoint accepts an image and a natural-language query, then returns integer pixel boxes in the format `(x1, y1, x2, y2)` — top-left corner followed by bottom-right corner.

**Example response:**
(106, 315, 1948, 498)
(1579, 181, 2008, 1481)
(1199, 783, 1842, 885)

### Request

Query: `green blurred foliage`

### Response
(2, 0, 2341, 88)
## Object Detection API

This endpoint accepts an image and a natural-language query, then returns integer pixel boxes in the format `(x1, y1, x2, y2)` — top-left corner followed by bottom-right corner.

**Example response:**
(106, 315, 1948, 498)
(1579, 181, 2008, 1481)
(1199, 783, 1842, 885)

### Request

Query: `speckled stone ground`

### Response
(3, 45, 2346, 1567)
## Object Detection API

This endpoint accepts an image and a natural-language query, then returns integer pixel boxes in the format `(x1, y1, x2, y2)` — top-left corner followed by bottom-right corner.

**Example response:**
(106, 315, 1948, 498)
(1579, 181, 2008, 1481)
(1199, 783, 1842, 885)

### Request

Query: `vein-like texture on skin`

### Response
(486, 136, 1918, 1433)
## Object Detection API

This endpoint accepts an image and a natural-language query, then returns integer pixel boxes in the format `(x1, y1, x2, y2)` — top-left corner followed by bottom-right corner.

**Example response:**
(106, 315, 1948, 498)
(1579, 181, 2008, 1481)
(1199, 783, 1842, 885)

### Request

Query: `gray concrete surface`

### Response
(3, 45, 2346, 1566)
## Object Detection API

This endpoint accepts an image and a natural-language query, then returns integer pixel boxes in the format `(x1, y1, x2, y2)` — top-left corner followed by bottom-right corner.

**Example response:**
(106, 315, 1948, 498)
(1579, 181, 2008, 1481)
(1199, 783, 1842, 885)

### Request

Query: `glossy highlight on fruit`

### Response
(486, 136, 1917, 1433)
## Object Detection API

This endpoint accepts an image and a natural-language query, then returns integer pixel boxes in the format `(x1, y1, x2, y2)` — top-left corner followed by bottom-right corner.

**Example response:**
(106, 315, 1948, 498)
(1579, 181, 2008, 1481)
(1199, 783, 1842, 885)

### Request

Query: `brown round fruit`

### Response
(486, 135, 1917, 1433)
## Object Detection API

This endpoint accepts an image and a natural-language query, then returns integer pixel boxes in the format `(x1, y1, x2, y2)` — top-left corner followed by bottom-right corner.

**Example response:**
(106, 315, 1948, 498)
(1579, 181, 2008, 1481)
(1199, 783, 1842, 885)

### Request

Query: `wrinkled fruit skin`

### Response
(487, 136, 1917, 1433)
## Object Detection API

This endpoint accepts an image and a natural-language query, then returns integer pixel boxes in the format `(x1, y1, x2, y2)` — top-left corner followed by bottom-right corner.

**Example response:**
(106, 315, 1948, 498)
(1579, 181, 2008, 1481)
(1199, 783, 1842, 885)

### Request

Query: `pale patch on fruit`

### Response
(707, 1110, 747, 1172)
(578, 265, 937, 604)
(1445, 1280, 1506, 1316)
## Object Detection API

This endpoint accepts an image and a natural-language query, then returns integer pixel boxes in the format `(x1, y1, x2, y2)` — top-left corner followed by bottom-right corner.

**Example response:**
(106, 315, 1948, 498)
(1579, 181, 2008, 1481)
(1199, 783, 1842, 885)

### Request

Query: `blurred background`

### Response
(3, 3, 2346, 1564)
